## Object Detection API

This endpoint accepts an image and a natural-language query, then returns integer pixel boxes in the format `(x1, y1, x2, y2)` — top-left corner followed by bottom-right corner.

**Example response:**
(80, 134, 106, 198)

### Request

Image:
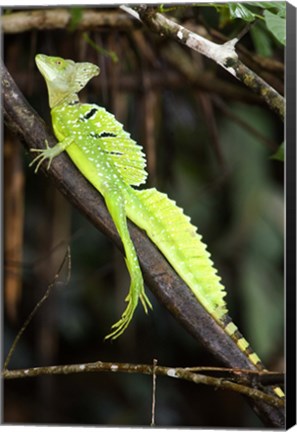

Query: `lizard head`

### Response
(35, 54, 100, 108)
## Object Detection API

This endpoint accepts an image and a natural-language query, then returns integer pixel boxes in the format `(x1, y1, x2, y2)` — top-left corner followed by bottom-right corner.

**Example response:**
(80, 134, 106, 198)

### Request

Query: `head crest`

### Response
(35, 54, 100, 107)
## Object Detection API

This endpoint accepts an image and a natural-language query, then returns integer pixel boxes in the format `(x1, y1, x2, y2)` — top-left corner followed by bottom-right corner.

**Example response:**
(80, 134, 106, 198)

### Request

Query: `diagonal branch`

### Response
(1, 59, 284, 428)
(122, 5, 284, 121)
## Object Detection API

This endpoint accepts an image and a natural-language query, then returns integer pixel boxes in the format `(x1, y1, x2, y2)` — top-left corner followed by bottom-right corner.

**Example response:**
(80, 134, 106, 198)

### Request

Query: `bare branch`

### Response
(206, 26, 284, 74)
(1, 361, 284, 409)
(1, 8, 139, 33)
(125, 5, 284, 121)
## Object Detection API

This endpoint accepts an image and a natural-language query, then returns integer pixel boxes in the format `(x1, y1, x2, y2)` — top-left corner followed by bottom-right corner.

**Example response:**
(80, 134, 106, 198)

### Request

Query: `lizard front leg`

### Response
(29, 136, 74, 173)
(104, 188, 152, 339)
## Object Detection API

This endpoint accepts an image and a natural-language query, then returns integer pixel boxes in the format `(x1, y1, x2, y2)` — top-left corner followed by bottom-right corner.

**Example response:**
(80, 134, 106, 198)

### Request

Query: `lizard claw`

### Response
(104, 275, 152, 340)
(29, 140, 54, 173)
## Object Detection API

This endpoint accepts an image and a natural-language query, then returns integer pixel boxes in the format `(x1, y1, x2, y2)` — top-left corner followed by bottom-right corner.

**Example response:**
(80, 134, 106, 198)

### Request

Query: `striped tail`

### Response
(221, 315, 284, 398)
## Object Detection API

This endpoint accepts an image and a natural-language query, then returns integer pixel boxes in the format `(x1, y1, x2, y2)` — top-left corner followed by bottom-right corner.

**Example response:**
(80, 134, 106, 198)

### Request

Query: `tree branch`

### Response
(1, 361, 284, 409)
(197, 25, 284, 94)
(1, 59, 284, 428)
(124, 5, 284, 121)
(1, 8, 139, 33)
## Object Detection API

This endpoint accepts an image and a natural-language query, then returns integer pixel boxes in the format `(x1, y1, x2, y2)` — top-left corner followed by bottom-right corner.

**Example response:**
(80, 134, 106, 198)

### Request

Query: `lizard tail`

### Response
(221, 315, 265, 370)
(221, 315, 285, 398)
(128, 188, 284, 398)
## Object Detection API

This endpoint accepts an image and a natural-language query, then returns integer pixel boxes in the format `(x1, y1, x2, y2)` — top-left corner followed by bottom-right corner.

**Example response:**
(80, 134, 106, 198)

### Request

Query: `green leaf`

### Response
(271, 143, 284, 161)
(276, 2, 286, 18)
(228, 3, 256, 22)
(263, 9, 286, 44)
(253, 2, 286, 17)
(249, 1, 284, 11)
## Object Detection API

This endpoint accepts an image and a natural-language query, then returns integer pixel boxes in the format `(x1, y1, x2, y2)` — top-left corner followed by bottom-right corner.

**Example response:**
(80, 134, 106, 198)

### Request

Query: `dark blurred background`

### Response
(3, 4, 284, 428)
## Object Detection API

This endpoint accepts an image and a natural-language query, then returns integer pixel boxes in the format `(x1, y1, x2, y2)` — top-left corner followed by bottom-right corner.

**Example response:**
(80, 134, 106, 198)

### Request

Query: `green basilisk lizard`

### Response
(30, 54, 284, 398)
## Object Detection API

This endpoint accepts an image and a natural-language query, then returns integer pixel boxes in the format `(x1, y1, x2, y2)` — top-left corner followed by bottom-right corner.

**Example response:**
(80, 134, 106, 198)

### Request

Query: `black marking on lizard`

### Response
(84, 107, 98, 120)
(90, 131, 118, 139)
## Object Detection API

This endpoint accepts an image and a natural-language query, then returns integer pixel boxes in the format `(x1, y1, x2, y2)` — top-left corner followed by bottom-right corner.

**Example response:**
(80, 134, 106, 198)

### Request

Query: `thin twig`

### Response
(1, 361, 284, 409)
(151, 358, 157, 426)
(184, 366, 285, 386)
(3, 246, 71, 370)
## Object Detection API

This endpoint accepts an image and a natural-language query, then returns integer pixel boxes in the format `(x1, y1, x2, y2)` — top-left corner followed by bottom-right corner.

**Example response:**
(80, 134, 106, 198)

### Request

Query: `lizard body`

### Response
(30, 54, 284, 398)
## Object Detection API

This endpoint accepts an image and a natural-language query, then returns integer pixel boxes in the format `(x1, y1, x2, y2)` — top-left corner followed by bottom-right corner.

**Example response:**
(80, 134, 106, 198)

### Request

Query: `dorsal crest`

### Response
(35, 54, 99, 108)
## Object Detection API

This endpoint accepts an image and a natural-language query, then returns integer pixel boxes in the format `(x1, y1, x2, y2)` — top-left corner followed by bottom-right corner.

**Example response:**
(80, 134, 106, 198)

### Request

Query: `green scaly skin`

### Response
(30, 54, 284, 398)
